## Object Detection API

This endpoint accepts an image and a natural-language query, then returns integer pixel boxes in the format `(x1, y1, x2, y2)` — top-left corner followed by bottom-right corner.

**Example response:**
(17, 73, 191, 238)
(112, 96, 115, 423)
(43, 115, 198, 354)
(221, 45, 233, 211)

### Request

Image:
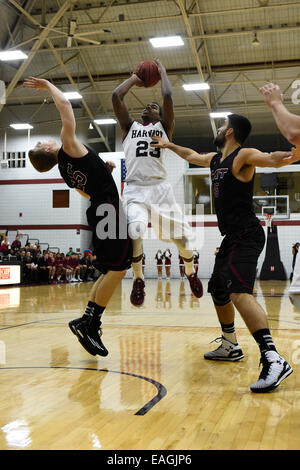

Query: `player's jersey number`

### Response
(136, 140, 161, 158)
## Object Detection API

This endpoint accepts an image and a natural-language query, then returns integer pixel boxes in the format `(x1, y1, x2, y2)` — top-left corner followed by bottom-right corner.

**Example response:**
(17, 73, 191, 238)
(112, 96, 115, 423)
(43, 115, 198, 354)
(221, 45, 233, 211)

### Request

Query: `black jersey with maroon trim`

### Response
(210, 146, 259, 235)
(57, 145, 118, 204)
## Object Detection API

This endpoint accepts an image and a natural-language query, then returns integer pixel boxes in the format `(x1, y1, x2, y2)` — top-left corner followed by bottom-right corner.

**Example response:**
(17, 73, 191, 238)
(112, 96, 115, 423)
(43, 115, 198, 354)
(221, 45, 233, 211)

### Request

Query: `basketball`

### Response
(134, 60, 160, 88)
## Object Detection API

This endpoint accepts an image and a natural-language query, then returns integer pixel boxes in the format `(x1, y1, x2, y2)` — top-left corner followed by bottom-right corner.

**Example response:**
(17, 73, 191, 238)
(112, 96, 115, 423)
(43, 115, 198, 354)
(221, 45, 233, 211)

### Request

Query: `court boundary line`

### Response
(0, 366, 167, 416)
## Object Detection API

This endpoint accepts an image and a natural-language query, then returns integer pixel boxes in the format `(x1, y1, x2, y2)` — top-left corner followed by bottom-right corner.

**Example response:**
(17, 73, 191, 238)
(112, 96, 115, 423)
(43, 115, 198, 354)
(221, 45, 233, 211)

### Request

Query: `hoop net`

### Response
(264, 213, 273, 228)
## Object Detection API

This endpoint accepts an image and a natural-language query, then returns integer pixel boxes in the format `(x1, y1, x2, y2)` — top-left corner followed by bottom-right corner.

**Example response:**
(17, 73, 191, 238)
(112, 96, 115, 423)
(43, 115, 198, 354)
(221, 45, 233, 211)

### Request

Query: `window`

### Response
(53, 190, 69, 208)
(1, 151, 26, 168)
(184, 174, 212, 215)
(185, 170, 300, 215)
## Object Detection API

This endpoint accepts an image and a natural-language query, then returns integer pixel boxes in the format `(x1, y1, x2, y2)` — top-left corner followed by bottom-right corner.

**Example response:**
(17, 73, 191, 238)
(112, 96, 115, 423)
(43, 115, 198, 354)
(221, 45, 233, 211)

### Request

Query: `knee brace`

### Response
(211, 292, 231, 307)
(128, 221, 147, 240)
(208, 275, 231, 306)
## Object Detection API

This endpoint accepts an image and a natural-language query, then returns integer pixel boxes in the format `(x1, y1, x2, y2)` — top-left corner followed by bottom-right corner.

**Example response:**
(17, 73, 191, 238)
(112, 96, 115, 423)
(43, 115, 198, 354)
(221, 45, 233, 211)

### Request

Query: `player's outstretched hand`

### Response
(292, 146, 300, 163)
(153, 58, 165, 76)
(150, 136, 169, 148)
(259, 82, 283, 108)
(131, 73, 144, 87)
(272, 150, 298, 167)
(105, 160, 116, 173)
(24, 77, 50, 92)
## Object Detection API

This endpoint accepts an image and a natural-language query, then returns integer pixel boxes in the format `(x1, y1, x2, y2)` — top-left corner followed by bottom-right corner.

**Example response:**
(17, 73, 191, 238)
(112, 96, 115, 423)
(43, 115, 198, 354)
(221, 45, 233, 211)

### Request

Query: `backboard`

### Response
(252, 195, 289, 220)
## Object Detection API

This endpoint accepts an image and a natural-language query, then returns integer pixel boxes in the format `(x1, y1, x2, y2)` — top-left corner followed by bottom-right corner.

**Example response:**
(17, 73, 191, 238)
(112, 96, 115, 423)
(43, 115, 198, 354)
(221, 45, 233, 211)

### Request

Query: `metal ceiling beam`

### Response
(30, 0, 300, 19)
(28, 22, 300, 55)
(5, 60, 300, 101)
(46, 39, 111, 151)
(0, 0, 72, 114)
(3, 0, 36, 49)
(193, 1, 217, 106)
(9, 0, 41, 28)
(176, 0, 217, 137)
(2, 101, 287, 123)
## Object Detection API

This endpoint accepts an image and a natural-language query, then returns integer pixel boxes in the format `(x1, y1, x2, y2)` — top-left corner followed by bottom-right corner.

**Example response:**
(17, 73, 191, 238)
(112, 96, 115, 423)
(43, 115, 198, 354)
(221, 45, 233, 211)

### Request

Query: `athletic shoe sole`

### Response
(204, 353, 244, 362)
(130, 295, 145, 306)
(250, 365, 293, 393)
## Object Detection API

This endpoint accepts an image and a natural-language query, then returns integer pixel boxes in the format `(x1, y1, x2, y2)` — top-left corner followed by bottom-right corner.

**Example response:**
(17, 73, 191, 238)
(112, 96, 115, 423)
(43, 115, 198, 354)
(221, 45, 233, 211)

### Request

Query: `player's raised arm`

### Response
(154, 59, 174, 139)
(150, 136, 216, 167)
(24, 77, 76, 146)
(112, 74, 143, 137)
(260, 82, 300, 145)
(235, 147, 299, 170)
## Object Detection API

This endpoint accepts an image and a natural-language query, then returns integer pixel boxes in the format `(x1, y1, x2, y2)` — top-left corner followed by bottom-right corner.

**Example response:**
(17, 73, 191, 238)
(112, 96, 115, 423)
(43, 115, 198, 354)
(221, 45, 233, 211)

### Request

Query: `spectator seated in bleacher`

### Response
(46, 252, 56, 283)
(24, 251, 39, 284)
(54, 253, 66, 283)
(37, 252, 49, 284)
(68, 254, 83, 282)
(66, 247, 75, 257)
(0, 236, 9, 256)
(79, 249, 96, 281)
(17, 250, 28, 282)
(11, 235, 21, 253)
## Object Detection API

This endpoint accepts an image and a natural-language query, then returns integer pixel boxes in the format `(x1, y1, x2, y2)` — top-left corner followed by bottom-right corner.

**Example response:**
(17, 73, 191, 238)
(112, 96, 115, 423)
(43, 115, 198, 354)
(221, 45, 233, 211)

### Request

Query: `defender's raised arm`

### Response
(260, 82, 300, 145)
(24, 77, 76, 146)
(151, 135, 216, 167)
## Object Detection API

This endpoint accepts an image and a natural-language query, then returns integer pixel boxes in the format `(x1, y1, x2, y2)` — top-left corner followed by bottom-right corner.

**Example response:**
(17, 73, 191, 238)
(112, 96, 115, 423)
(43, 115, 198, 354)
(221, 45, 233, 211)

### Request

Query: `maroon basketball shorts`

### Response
(86, 200, 133, 274)
(208, 224, 265, 297)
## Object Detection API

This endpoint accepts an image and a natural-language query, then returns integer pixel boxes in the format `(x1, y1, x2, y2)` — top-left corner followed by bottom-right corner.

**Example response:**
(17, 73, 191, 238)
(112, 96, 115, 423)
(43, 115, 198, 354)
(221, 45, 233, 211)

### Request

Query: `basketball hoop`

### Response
(264, 213, 273, 229)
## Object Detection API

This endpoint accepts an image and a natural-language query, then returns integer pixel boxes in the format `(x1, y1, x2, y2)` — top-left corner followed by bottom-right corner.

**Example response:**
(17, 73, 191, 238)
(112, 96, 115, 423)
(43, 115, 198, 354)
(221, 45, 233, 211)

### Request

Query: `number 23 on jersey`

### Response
(136, 140, 161, 158)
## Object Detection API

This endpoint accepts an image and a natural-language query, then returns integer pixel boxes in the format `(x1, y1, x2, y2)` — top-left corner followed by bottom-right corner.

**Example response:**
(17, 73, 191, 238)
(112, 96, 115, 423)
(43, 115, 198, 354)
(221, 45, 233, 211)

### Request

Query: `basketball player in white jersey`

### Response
(112, 59, 203, 305)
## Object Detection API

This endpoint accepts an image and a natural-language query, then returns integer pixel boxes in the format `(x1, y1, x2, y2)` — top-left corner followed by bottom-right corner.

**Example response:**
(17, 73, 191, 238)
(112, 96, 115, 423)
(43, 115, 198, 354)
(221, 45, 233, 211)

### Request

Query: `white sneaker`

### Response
(250, 350, 293, 393)
(204, 336, 244, 362)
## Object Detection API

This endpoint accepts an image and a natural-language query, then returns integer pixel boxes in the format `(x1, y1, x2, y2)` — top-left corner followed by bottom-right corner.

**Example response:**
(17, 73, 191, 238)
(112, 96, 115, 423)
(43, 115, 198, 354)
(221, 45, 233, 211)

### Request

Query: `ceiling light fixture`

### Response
(149, 36, 184, 48)
(183, 83, 210, 91)
(0, 50, 28, 61)
(210, 112, 232, 119)
(10, 123, 33, 130)
(93, 119, 117, 125)
(252, 33, 260, 46)
(63, 92, 82, 100)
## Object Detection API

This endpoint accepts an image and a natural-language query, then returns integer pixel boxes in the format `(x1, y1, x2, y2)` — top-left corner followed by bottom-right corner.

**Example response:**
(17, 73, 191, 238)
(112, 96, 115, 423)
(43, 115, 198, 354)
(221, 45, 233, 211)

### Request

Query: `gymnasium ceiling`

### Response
(1, 0, 300, 150)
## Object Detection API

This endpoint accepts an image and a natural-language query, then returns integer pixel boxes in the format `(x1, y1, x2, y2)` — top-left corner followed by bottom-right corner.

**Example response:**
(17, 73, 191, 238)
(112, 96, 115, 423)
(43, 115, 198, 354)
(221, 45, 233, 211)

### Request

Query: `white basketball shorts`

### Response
(122, 181, 196, 248)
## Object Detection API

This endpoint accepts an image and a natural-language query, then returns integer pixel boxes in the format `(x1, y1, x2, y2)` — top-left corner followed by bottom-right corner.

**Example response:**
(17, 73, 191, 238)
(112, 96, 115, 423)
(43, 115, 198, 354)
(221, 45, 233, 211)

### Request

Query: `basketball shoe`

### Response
(69, 314, 108, 356)
(130, 278, 145, 306)
(250, 350, 293, 393)
(204, 336, 244, 361)
(187, 273, 203, 298)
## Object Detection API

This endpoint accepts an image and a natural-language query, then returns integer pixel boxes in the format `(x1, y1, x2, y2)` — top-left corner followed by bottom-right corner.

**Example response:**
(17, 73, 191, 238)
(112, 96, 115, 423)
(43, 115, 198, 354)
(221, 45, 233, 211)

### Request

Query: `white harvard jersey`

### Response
(122, 121, 169, 185)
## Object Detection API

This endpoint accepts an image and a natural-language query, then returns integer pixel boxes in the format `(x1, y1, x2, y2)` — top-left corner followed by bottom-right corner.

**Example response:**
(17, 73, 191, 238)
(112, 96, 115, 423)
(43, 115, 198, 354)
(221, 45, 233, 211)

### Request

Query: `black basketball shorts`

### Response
(208, 224, 265, 296)
(86, 198, 133, 274)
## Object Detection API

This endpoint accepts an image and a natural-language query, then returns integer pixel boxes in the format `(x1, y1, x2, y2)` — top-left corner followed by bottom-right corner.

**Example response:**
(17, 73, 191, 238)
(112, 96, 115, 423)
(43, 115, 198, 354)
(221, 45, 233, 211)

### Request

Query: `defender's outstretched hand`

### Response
(105, 160, 116, 173)
(292, 146, 300, 161)
(150, 136, 169, 148)
(24, 77, 50, 92)
(259, 83, 283, 108)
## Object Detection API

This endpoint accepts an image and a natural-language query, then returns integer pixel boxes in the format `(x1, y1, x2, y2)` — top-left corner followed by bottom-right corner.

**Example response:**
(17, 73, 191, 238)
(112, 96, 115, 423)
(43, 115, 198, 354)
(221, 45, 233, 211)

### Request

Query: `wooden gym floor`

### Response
(0, 278, 299, 450)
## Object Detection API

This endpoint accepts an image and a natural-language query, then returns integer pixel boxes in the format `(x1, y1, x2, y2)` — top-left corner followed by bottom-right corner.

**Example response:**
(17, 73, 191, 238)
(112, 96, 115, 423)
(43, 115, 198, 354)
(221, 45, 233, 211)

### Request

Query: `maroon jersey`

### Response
(47, 257, 55, 267)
